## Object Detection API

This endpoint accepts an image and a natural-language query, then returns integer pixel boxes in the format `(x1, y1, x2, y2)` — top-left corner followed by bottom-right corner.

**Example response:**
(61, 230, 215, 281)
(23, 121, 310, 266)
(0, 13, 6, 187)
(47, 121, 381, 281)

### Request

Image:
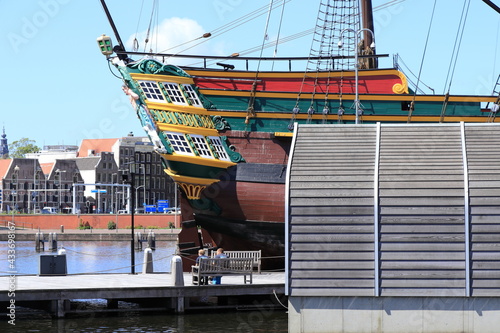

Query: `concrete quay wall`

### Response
(289, 296, 500, 333)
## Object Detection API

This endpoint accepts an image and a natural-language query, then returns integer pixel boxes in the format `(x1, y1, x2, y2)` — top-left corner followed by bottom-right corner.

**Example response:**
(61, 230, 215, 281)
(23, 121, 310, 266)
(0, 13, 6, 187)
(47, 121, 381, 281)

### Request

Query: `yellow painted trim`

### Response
(196, 110, 493, 122)
(130, 73, 194, 84)
(199, 89, 498, 103)
(164, 169, 220, 185)
(186, 69, 406, 79)
(274, 132, 293, 137)
(157, 123, 219, 136)
(392, 71, 409, 94)
(145, 101, 209, 114)
(161, 153, 236, 168)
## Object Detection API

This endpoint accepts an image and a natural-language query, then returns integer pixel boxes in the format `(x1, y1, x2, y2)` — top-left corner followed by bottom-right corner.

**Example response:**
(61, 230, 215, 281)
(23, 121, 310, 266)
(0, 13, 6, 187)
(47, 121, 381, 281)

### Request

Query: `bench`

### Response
(210, 250, 262, 274)
(191, 258, 253, 285)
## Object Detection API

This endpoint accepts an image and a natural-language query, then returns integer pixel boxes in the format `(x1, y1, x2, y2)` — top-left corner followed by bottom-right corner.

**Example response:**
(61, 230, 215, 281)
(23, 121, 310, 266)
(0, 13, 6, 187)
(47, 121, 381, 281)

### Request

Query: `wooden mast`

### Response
(360, 0, 377, 68)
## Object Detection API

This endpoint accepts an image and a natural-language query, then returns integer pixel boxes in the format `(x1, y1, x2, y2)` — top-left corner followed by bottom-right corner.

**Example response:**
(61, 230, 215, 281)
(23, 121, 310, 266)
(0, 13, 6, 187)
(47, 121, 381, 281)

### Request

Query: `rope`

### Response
(271, 0, 287, 70)
(407, 0, 437, 123)
(273, 289, 288, 310)
(132, 0, 146, 51)
(161, 0, 289, 61)
(443, 0, 471, 95)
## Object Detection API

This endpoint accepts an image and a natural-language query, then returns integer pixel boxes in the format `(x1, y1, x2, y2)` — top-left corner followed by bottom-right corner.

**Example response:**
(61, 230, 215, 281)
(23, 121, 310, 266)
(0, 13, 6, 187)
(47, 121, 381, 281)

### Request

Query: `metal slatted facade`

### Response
(467, 126, 500, 296)
(287, 123, 500, 297)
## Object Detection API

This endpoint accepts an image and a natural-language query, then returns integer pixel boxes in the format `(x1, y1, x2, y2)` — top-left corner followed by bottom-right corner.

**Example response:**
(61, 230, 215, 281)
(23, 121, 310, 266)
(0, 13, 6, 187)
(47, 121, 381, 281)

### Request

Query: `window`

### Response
(190, 135, 213, 159)
(139, 81, 165, 102)
(209, 136, 230, 161)
(182, 84, 203, 107)
(162, 82, 187, 105)
(165, 132, 192, 155)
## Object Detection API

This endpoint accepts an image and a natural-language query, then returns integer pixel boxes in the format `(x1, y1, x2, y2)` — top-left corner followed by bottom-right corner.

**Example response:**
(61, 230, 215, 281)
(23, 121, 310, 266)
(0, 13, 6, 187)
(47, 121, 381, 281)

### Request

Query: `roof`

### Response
(77, 138, 118, 157)
(39, 162, 54, 175)
(0, 159, 12, 179)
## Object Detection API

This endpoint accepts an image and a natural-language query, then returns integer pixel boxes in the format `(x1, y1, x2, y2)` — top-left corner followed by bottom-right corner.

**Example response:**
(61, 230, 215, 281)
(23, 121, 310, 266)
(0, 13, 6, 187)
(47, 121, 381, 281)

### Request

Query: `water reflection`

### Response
(0, 311, 288, 332)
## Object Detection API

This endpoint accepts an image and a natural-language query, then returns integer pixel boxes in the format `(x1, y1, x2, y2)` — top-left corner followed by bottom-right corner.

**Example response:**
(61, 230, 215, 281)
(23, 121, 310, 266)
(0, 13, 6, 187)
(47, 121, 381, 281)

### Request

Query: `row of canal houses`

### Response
(0, 133, 176, 214)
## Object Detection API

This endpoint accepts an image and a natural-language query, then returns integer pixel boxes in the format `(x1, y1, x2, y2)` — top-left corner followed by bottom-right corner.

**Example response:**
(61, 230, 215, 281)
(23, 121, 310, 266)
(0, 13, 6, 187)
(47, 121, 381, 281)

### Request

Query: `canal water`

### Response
(0, 241, 288, 332)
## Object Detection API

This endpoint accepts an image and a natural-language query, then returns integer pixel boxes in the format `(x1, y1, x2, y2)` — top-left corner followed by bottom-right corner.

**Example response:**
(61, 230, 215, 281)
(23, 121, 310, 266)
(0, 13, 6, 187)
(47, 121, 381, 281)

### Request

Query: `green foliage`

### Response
(78, 220, 91, 230)
(168, 222, 175, 229)
(8, 138, 40, 158)
(146, 225, 159, 229)
(107, 221, 117, 230)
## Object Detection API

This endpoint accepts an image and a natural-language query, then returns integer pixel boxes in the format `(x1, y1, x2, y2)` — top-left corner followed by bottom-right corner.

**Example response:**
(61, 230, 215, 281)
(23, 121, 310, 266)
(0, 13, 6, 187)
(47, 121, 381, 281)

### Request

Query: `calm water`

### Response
(0, 241, 288, 332)
(0, 240, 177, 275)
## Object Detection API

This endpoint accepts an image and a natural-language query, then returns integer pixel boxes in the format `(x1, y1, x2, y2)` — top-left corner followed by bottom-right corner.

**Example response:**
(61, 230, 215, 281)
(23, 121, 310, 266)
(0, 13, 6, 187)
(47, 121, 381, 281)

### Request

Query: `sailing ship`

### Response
(98, 0, 500, 271)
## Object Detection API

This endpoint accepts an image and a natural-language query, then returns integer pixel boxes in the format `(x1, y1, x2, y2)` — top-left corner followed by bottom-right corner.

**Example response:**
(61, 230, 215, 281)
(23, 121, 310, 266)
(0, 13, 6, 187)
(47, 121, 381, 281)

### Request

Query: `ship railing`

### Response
(115, 50, 389, 72)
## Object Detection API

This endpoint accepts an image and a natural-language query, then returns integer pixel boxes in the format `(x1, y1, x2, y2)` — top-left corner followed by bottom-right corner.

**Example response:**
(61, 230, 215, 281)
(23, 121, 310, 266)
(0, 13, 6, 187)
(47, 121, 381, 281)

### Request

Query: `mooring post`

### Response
(48, 233, 53, 251)
(135, 232, 142, 250)
(51, 299, 69, 318)
(48, 233, 58, 251)
(172, 255, 184, 286)
(171, 255, 185, 313)
(35, 232, 44, 252)
(142, 248, 154, 274)
(147, 231, 156, 250)
(35, 232, 40, 252)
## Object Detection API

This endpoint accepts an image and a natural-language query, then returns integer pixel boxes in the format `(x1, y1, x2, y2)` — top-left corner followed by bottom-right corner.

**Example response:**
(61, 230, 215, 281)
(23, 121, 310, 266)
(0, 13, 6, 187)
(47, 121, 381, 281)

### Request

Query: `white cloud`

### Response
(125, 17, 225, 66)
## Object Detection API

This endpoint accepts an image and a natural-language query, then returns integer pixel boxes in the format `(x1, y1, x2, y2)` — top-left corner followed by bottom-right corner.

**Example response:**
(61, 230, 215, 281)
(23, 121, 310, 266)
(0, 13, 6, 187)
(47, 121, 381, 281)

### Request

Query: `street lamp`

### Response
(135, 185, 145, 211)
(13, 165, 20, 212)
(120, 163, 137, 274)
(111, 172, 118, 213)
(338, 28, 375, 124)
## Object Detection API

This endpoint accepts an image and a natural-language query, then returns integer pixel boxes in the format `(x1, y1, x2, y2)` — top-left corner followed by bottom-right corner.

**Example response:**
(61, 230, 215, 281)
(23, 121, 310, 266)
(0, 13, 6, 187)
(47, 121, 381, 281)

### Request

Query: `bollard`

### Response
(48, 233, 58, 251)
(52, 233, 58, 251)
(135, 232, 142, 250)
(142, 248, 154, 274)
(35, 233, 41, 252)
(171, 255, 184, 286)
(147, 231, 156, 250)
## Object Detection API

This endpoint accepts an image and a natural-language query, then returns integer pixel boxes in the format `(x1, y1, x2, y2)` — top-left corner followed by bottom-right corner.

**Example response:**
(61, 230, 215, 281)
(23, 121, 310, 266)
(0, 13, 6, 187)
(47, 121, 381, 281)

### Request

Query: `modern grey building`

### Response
(286, 123, 500, 333)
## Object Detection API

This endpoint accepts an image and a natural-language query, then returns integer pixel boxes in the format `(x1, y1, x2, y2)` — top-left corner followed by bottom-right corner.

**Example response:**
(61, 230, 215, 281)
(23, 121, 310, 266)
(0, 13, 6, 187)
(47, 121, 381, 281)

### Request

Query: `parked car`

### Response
(165, 207, 181, 214)
(118, 210, 128, 214)
(134, 208, 145, 214)
(42, 207, 58, 214)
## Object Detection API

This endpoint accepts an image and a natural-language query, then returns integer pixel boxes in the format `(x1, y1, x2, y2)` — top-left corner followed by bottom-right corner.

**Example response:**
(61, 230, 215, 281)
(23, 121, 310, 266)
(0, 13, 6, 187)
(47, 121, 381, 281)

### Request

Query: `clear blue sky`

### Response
(1, 0, 499, 148)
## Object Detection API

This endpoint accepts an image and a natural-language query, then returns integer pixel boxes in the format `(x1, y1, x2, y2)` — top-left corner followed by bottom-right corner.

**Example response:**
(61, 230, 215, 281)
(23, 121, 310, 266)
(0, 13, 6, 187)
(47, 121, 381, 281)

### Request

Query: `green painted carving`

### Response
(188, 197, 222, 215)
(129, 59, 190, 77)
(220, 136, 245, 163)
(213, 115, 231, 131)
(193, 86, 216, 109)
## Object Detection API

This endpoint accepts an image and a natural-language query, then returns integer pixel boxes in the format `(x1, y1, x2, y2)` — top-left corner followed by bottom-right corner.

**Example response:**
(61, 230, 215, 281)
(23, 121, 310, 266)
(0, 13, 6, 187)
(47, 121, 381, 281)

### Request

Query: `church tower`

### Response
(0, 127, 9, 159)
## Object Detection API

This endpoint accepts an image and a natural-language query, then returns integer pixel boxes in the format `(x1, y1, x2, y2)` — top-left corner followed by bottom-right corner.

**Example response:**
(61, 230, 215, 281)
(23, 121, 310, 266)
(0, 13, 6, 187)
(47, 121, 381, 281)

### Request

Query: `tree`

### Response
(8, 138, 40, 158)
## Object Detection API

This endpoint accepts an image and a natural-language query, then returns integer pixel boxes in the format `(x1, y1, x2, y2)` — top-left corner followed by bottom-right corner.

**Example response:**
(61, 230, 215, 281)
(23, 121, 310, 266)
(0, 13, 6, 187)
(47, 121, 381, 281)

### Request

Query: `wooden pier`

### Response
(0, 272, 285, 318)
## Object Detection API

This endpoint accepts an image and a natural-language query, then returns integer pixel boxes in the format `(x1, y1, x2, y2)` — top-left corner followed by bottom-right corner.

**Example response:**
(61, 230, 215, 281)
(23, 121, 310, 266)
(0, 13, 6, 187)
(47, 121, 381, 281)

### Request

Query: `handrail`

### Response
(0, 219, 34, 229)
(115, 51, 389, 71)
(116, 51, 389, 61)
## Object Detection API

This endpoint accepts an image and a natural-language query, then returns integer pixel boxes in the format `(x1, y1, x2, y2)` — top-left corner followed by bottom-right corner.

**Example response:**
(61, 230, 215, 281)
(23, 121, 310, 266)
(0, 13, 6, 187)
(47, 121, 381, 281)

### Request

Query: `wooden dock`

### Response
(0, 272, 285, 318)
